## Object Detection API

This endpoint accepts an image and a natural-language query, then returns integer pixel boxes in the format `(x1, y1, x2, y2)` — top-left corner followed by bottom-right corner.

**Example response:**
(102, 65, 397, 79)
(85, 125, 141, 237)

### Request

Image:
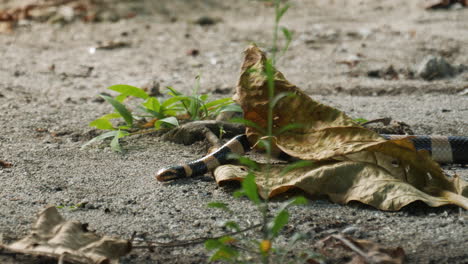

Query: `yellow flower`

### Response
(260, 240, 271, 253)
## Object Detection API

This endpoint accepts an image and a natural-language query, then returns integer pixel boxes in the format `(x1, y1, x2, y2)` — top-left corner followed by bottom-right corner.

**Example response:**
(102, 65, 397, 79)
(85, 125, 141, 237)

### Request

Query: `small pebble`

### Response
(342, 225, 359, 235)
(416, 55, 455, 80)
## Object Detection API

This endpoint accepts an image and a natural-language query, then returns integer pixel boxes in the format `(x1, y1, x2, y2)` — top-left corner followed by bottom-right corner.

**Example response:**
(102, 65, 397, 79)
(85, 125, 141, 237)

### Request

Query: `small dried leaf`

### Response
(2, 206, 131, 264)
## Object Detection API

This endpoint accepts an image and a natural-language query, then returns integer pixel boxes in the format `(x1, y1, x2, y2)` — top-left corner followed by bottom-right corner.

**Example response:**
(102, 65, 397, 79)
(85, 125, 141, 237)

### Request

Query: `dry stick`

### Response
(361, 117, 392, 126)
(132, 223, 262, 249)
(329, 235, 374, 264)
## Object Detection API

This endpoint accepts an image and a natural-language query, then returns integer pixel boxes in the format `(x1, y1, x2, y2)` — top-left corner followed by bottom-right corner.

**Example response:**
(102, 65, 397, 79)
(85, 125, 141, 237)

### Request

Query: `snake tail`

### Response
(381, 135, 468, 164)
(156, 134, 250, 181)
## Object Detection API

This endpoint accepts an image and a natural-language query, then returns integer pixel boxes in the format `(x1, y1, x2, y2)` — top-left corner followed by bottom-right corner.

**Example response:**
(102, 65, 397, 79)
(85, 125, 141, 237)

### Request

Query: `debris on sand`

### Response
(416, 55, 456, 80)
(425, 0, 468, 9)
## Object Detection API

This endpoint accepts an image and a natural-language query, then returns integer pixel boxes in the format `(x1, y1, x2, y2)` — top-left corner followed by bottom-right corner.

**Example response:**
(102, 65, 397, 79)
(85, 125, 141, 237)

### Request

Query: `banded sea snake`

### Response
(156, 134, 468, 182)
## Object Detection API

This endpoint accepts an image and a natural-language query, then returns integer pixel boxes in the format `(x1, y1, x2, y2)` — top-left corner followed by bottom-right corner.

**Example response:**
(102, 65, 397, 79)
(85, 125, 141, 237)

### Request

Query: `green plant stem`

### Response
(272, 0, 280, 65)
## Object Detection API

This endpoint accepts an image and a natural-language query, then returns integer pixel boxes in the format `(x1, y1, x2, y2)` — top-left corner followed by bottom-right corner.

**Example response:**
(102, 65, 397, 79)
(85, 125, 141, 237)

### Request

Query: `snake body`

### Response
(156, 134, 468, 181)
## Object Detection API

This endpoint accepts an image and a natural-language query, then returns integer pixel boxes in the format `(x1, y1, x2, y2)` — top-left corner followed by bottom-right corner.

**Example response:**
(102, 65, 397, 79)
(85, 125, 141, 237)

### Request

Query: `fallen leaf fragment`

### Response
(95, 40, 131, 50)
(318, 234, 405, 264)
(2, 206, 131, 264)
(214, 44, 468, 211)
(0, 21, 13, 33)
(0, 160, 13, 168)
(425, 0, 467, 9)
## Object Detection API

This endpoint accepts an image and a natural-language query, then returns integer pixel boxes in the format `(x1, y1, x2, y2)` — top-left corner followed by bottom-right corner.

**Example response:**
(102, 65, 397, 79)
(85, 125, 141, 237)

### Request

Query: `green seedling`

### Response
(83, 82, 236, 152)
(354, 117, 369, 124)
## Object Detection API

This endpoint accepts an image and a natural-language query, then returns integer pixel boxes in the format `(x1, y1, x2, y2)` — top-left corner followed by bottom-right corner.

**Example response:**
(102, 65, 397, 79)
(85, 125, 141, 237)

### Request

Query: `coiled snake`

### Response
(156, 134, 468, 181)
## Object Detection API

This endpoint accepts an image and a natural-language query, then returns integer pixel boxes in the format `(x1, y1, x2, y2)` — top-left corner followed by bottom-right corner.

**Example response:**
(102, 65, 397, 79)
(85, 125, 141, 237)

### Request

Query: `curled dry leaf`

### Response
(214, 44, 468, 211)
(2, 206, 131, 264)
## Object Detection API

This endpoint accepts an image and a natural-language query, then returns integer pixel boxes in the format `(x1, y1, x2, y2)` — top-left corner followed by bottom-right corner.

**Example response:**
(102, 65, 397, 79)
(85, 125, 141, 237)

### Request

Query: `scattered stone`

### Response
(13, 70, 25, 77)
(141, 78, 161, 97)
(367, 65, 399, 80)
(416, 55, 456, 80)
(341, 225, 360, 235)
(94, 40, 130, 50)
(458, 88, 468, 96)
(194, 16, 219, 26)
(213, 86, 232, 94)
(187, 49, 200, 56)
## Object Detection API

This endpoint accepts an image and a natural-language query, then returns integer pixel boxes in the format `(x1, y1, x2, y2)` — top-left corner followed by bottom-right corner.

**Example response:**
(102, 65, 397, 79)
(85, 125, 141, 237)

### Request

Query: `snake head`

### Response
(155, 166, 185, 182)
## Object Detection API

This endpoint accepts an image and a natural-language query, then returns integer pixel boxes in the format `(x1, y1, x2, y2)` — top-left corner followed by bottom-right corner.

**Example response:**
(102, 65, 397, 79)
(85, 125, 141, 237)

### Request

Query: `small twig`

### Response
(132, 223, 261, 249)
(361, 117, 392, 126)
(329, 235, 374, 264)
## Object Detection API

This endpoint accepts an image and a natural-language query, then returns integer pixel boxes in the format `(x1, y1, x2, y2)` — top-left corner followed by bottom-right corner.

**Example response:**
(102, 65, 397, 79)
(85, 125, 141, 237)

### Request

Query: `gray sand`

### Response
(0, 1, 467, 263)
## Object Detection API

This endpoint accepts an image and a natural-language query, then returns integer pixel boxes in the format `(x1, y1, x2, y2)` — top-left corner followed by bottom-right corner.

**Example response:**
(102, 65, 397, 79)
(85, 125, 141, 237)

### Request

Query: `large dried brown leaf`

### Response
(2, 206, 131, 264)
(215, 44, 468, 210)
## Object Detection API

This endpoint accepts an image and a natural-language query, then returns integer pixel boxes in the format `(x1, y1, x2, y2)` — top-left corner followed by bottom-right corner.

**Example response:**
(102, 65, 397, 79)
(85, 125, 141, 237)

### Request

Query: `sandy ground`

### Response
(0, 0, 467, 263)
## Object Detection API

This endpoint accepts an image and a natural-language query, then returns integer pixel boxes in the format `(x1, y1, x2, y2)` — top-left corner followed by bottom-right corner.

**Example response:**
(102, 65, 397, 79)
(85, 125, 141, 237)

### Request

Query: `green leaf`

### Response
(278, 196, 308, 213)
(154, 116, 179, 130)
(270, 210, 289, 237)
(89, 119, 115, 130)
(110, 130, 129, 153)
(115, 94, 128, 103)
(203, 97, 233, 110)
(242, 173, 260, 205)
(81, 130, 120, 149)
(110, 136, 121, 152)
(166, 86, 182, 96)
(275, 123, 304, 135)
(108, 84, 149, 99)
(219, 236, 235, 244)
(206, 237, 239, 262)
(233, 190, 244, 198)
(142, 97, 161, 112)
(100, 113, 122, 120)
(223, 221, 240, 232)
(219, 104, 243, 113)
(187, 96, 203, 120)
(199, 94, 209, 102)
(101, 95, 133, 127)
(205, 239, 222, 250)
(227, 153, 259, 171)
(280, 160, 314, 176)
(257, 138, 272, 156)
(161, 95, 189, 109)
(276, 4, 290, 22)
(281, 27, 293, 55)
(270, 92, 294, 109)
(281, 27, 292, 42)
(230, 117, 266, 134)
(353, 117, 369, 124)
(207, 202, 231, 213)
(289, 196, 308, 206)
(210, 246, 238, 262)
(264, 58, 275, 93)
